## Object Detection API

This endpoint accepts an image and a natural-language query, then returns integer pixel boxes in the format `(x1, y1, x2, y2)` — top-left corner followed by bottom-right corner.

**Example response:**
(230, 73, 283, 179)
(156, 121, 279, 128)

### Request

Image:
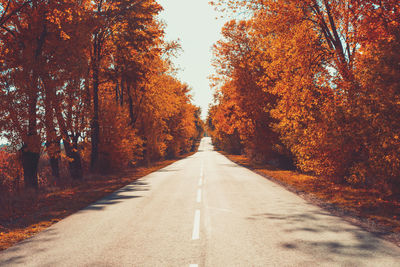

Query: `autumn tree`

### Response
(87, 0, 163, 172)
(211, 19, 289, 164)
(0, 0, 92, 187)
(353, 0, 400, 189)
(0, 0, 209, 190)
(0, 0, 33, 28)
(210, 0, 400, 191)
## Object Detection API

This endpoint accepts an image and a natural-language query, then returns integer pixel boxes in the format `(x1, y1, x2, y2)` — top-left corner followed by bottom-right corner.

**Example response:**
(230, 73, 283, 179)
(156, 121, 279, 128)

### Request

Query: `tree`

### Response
(88, 0, 163, 172)
(210, 0, 400, 191)
(0, 0, 92, 186)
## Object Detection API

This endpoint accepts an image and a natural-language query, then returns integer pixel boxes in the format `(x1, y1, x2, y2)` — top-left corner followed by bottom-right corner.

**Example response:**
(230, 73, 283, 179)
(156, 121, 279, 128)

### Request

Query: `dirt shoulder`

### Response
(223, 152, 400, 247)
(0, 154, 192, 251)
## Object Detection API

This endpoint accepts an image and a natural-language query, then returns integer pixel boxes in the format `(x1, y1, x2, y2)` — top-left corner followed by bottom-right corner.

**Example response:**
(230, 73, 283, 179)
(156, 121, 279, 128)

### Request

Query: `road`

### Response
(1, 137, 399, 266)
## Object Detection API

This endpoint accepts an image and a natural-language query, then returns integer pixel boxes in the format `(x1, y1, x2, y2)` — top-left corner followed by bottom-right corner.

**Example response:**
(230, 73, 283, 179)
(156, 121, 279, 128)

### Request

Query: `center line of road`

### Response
(189, 264, 198, 267)
(197, 188, 202, 203)
(192, 209, 200, 240)
(198, 178, 202, 186)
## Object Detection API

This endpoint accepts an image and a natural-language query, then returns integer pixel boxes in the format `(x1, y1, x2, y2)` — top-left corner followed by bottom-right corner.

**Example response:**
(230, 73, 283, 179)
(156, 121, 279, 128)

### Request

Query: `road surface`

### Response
(1, 137, 399, 266)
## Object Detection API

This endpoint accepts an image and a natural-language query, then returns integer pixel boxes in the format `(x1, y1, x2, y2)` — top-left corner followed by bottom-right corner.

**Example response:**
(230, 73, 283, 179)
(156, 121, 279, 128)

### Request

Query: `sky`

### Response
(157, 0, 228, 119)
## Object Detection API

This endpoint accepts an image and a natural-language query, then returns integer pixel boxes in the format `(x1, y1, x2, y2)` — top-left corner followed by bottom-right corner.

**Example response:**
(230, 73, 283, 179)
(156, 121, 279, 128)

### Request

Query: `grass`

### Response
(224, 153, 400, 243)
(0, 154, 192, 251)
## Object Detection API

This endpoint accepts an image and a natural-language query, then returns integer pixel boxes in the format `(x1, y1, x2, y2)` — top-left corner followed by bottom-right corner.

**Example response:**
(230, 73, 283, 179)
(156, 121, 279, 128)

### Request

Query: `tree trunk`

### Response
(50, 155, 59, 178)
(126, 80, 135, 126)
(24, 84, 40, 189)
(69, 150, 82, 180)
(21, 146, 40, 189)
(64, 139, 83, 180)
(47, 140, 60, 179)
(43, 79, 60, 180)
(21, 14, 47, 189)
(90, 63, 100, 172)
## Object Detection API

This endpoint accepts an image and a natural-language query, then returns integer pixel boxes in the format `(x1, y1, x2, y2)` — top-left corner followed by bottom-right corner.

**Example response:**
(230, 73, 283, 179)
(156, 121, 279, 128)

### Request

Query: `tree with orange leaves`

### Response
(0, 0, 93, 187)
(87, 0, 164, 172)
(210, 0, 400, 192)
(353, 0, 400, 189)
(210, 19, 289, 164)
(0, 0, 203, 190)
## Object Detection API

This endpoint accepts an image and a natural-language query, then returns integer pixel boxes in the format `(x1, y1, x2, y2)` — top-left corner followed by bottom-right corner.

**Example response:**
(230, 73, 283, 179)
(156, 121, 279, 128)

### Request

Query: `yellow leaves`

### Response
(60, 152, 75, 163)
(60, 31, 70, 40)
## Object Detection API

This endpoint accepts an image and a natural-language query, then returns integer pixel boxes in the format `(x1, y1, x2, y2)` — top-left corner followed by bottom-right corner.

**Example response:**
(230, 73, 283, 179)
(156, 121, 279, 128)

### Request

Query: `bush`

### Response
(0, 150, 23, 193)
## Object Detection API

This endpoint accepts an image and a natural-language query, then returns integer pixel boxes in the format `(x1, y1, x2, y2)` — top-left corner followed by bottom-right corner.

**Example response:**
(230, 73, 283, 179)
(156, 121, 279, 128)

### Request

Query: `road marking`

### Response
(197, 188, 202, 203)
(200, 164, 203, 177)
(189, 264, 198, 267)
(198, 178, 202, 186)
(192, 209, 200, 240)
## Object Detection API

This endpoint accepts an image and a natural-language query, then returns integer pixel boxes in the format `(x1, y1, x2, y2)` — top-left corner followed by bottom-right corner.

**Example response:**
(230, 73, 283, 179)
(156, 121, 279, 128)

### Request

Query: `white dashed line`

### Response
(197, 188, 202, 203)
(189, 264, 198, 267)
(198, 178, 202, 186)
(192, 209, 200, 240)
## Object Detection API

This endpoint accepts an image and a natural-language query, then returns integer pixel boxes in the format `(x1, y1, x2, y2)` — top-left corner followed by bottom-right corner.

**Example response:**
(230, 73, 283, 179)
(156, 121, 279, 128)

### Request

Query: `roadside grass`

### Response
(0, 154, 193, 251)
(224, 153, 400, 242)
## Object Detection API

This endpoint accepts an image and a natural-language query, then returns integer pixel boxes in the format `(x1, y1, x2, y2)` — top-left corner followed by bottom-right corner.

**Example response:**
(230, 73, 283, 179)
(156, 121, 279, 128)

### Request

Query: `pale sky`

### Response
(157, 0, 228, 119)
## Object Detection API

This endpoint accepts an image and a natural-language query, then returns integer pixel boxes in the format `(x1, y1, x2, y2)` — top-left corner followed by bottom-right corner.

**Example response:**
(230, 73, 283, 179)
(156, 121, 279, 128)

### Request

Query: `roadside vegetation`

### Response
(207, 0, 400, 235)
(0, 0, 204, 249)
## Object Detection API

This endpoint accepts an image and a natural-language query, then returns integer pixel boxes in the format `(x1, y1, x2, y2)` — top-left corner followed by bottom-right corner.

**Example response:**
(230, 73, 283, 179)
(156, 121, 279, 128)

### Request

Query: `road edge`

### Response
(220, 151, 400, 248)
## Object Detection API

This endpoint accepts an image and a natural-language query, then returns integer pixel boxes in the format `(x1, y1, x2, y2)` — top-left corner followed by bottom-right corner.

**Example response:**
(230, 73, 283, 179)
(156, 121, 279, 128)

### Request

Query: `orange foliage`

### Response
(98, 100, 143, 171)
(209, 0, 400, 193)
(209, 20, 284, 162)
(0, 1, 203, 188)
(0, 150, 23, 193)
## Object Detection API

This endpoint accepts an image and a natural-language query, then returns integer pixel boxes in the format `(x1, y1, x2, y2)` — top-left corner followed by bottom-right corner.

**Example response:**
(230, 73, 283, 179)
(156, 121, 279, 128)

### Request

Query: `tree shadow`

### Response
(118, 181, 149, 192)
(156, 169, 180, 173)
(0, 228, 58, 265)
(248, 210, 400, 261)
(80, 181, 149, 211)
(82, 195, 142, 211)
(0, 255, 24, 265)
(222, 163, 240, 168)
(0, 180, 150, 264)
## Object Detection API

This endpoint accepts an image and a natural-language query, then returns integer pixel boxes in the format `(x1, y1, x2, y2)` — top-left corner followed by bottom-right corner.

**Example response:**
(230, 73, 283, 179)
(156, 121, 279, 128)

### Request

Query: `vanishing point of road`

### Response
(1, 137, 400, 266)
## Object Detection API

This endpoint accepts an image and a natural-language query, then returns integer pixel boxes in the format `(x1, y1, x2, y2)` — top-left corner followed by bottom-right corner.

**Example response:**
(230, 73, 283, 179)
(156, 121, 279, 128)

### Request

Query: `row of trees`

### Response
(208, 0, 400, 192)
(0, 0, 204, 190)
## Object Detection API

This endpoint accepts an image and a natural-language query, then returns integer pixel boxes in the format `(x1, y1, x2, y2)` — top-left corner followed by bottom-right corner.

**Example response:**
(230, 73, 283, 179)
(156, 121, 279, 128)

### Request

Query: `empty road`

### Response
(1, 137, 399, 266)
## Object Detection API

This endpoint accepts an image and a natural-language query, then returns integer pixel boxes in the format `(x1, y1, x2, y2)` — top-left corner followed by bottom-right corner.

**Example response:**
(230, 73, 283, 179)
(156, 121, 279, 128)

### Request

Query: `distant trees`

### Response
(0, 0, 204, 190)
(208, 0, 400, 192)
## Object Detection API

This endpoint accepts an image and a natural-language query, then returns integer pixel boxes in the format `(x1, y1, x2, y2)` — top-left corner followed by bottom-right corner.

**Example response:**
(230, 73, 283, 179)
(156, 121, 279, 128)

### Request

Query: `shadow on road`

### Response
(82, 181, 150, 211)
(0, 180, 153, 265)
(248, 210, 399, 261)
(0, 228, 58, 265)
(156, 169, 180, 173)
(221, 163, 240, 168)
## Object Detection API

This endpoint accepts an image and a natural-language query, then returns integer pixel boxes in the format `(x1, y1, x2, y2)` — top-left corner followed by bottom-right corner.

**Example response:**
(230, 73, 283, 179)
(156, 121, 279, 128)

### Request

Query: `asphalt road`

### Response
(1, 137, 400, 266)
